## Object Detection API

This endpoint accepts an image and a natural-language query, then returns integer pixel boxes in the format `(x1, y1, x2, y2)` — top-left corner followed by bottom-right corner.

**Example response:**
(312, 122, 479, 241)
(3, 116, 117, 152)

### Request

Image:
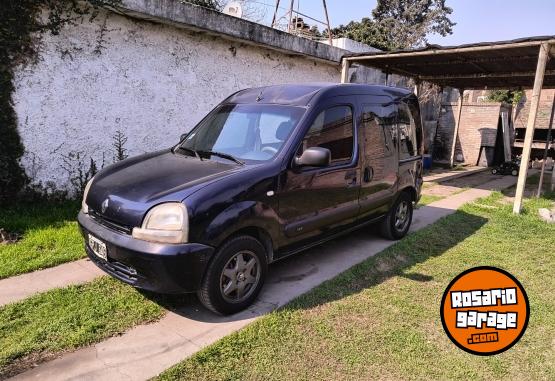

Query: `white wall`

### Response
(13, 10, 340, 190)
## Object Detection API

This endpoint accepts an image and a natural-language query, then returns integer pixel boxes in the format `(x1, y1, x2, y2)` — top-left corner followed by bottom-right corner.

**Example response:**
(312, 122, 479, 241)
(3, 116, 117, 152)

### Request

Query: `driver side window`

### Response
(299, 105, 354, 166)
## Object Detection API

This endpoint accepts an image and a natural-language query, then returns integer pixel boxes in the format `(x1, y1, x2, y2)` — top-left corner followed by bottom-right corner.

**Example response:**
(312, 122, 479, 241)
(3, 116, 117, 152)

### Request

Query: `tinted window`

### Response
(300, 106, 354, 165)
(398, 103, 417, 160)
(408, 101, 423, 156)
(362, 105, 395, 158)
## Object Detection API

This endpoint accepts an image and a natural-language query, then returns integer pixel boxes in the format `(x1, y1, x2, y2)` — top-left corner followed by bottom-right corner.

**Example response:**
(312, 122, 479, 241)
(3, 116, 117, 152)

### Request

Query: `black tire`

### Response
(511, 169, 518, 176)
(491, 168, 498, 175)
(197, 235, 267, 315)
(379, 192, 413, 240)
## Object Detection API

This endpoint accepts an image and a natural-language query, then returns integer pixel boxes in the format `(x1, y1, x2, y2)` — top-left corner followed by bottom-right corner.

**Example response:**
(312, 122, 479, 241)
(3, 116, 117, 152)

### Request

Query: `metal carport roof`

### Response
(342, 36, 555, 89)
(339, 36, 555, 214)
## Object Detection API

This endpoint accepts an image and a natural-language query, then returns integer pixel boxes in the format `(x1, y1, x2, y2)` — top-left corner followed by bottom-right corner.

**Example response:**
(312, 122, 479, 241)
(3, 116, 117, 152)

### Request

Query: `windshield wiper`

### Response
(197, 150, 245, 166)
(175, 146, 202, 160)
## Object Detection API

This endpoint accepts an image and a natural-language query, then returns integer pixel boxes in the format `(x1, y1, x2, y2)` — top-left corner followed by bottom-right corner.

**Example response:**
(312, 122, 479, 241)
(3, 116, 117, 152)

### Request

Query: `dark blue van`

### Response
(78, 83, 423, 314)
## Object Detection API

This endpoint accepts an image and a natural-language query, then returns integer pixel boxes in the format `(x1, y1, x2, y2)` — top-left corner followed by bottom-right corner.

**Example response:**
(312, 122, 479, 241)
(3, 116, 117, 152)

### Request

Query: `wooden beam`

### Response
(400, 54, 541, 67)
(501, 110, 511, 162)
(344, 39, 555, 62)
(537, 94, 555, 197)
(413, 80, 421, 96)
(421, 69, 555, 81)
(513, 42, 551, 214)
(449, 89, 464, 167)
(340, 58, 350, 83)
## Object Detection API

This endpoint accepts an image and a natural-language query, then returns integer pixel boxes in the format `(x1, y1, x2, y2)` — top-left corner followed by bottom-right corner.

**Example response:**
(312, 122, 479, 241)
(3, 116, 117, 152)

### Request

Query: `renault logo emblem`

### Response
(101, 199, 109, 214)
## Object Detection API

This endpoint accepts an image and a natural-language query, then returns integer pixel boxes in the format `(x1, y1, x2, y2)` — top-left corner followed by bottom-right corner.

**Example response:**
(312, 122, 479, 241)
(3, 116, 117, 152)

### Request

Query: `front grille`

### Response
(106, 260, 138, 282)
(90, 252, 139, 283)
(89, 210, 132, 235)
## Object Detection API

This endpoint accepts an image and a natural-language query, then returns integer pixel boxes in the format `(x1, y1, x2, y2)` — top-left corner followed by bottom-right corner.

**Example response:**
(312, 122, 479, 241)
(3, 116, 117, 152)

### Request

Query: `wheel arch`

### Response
(399, 186, 418, 202)
(216, 226, 275, 263)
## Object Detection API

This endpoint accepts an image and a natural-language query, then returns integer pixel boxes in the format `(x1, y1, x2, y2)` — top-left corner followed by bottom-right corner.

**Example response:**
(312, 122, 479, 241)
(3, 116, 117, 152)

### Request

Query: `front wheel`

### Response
(198, 235, 267, 315)
(379, 192, 413, 240)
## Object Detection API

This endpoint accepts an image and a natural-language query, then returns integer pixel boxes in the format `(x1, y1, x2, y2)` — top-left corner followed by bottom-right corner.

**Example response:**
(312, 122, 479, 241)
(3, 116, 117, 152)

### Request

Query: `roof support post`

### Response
(536, 94, 555, 197)
(413, 80, 421, 96)
(341, 58, 350, 83)
(513, 42, 551, 213)
(449, 88, 464, 167)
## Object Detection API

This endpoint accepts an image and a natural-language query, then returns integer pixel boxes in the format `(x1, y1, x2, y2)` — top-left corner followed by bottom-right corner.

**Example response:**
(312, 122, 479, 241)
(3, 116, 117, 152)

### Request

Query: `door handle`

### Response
(364, 167, 374, 183)
(344, 169, 357, 180)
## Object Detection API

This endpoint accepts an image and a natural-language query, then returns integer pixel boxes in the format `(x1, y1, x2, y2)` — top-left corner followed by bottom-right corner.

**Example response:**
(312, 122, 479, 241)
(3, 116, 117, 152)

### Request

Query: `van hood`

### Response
(85, 149, 239, 227)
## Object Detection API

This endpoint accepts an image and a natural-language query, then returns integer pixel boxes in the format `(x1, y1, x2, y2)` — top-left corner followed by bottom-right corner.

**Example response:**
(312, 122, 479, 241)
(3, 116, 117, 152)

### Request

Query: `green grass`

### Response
(0, 201, 84, 279)
(159, 193, 555, 381)
(417, 194, 443, 207)
(0, 277, 166, 377)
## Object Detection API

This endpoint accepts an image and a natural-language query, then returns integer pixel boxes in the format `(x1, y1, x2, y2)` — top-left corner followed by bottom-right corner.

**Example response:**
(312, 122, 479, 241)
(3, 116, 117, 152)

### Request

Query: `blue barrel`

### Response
(423, 154, 432, 169)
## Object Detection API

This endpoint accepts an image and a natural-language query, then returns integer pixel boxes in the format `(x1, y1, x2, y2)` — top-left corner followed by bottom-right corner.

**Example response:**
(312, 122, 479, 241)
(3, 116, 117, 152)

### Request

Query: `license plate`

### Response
(88, 234, 107, 261)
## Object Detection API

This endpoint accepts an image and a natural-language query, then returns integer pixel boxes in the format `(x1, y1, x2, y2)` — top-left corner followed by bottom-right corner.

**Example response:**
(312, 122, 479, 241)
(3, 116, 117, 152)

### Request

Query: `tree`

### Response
(330, 18, 392, 51)
(486, 90, 524, 106)
(332, 0, 455, 50)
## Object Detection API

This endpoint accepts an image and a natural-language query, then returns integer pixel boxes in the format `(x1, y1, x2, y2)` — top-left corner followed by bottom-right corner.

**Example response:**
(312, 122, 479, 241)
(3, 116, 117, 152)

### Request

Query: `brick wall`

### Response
(434, 102, 510, 165)
(514, 89, 555, 130)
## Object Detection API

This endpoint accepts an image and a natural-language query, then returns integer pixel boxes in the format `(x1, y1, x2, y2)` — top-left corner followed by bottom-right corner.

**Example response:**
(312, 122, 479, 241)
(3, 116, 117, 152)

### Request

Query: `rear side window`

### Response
(362, 105, 395, 158)
(301, 106, 354, 165)
(398, 103, 418, 160)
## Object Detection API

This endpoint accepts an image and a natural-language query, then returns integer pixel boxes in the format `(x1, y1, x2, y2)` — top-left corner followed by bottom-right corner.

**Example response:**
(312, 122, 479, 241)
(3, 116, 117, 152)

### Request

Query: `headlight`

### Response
(81, 177, 94, 214)
(132, 203, 188, 244)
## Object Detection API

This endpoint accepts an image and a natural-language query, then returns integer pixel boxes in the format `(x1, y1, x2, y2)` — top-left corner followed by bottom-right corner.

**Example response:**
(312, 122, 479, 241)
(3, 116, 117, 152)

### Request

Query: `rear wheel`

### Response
(379, 192, 413, 240)
(511, 169, 518, 176)
(198, 235, 267, 315)
(491, 168, 498, 175)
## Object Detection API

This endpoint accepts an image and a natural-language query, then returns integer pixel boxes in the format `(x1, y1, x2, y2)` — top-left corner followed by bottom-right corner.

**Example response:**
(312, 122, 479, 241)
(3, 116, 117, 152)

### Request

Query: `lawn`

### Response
(159, 192, 555, 381)
(0, 201, 85, 279)
(0, 277, 167, 378)
(417, 194, 443, 207)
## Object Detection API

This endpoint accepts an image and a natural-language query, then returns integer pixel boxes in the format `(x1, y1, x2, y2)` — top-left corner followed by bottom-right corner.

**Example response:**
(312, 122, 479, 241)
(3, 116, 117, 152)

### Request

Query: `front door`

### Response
(278, 101, 361, 249)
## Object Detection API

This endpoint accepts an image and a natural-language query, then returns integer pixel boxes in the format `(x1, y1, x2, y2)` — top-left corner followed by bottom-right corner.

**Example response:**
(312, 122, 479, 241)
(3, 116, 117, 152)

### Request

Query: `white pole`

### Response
(513, 42, 550, 213)
(449, 89, 464, 167)
(341, 58, 350, 83)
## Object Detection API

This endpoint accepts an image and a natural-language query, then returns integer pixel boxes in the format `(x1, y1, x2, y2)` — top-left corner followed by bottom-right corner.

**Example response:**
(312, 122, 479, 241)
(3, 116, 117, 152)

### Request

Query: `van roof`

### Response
(225, 83, 414, 106)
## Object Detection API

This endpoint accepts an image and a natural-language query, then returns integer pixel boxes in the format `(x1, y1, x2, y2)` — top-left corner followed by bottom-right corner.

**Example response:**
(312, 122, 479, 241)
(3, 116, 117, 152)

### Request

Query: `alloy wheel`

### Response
(394, 200, 410, 231)
(220, 250, 261, 303)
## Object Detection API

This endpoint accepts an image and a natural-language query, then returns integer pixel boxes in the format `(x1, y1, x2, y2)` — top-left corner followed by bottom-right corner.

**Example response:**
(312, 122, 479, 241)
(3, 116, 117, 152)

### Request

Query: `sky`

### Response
(257, 0, 555, 46)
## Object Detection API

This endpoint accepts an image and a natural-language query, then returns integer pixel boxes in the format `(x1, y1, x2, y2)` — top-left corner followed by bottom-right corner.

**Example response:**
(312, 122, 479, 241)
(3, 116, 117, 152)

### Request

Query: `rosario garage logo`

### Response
(440, 267, 529, 355)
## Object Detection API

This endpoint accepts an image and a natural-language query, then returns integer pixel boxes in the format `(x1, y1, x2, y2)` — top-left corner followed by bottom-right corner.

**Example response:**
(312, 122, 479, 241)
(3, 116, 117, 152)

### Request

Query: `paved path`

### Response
(423, 166, 488, 183)
(0, 259, 103, 306)
(12, 174, 523, 381)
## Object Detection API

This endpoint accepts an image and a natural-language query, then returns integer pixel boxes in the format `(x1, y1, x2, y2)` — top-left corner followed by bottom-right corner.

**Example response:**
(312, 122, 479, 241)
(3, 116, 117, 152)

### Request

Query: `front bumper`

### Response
(78, 211, 215, 293)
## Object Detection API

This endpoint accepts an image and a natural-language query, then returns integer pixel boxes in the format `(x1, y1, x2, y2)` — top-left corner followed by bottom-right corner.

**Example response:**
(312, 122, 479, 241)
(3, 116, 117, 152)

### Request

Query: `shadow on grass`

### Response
(0, 201, 80, 235)
(283, 209, 488, 311)
(144, 206, 488, 323)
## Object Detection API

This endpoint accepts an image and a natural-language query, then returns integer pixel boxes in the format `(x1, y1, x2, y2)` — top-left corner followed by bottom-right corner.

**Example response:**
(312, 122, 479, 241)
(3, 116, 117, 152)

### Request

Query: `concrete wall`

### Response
(13, 8, 343, 190)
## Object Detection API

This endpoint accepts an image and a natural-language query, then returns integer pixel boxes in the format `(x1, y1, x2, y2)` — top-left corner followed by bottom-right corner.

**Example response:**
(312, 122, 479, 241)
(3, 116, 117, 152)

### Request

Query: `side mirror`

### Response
(294, 147, 331, 167)
(180, 132, 189, 141)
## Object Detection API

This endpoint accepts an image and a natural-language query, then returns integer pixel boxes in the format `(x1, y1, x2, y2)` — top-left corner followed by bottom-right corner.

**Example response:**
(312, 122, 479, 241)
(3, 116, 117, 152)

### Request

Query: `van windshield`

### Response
(179, 104, 305, 163)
